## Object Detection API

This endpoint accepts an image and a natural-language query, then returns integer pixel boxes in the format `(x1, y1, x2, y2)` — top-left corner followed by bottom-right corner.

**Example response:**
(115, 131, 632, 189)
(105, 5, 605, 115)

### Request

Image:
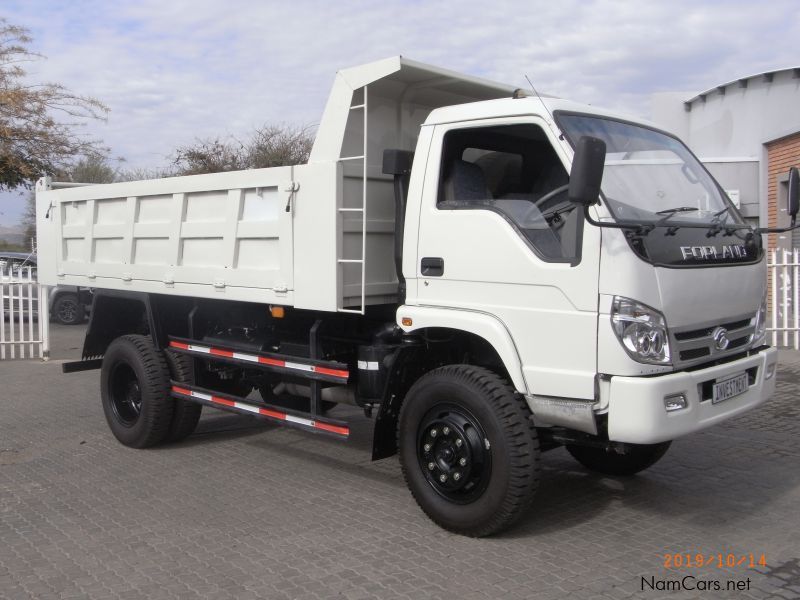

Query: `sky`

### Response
(2, 0, 800, 227)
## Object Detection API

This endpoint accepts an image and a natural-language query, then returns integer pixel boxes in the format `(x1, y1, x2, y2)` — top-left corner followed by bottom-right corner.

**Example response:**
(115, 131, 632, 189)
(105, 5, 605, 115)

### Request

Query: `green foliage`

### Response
(65, 155, 117, 184)
(172, 124, 314, 175)
(246, 124, 314, 169)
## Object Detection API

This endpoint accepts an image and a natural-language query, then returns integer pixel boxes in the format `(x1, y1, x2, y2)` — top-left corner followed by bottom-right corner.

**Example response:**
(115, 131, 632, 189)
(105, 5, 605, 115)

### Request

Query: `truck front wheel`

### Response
(398, 365, 540, 537)
(566, 441, 671, 476)
(101, 335, 174, 448)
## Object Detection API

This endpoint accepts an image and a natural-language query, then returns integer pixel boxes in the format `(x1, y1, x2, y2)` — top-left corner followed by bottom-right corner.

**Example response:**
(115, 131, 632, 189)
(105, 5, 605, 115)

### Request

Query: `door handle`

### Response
(421, 257, 444, 277)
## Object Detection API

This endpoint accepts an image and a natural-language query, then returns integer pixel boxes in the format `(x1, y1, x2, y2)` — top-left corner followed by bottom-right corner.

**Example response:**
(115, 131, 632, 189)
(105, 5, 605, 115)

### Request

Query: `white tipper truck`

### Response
(36, 57, 794, 536)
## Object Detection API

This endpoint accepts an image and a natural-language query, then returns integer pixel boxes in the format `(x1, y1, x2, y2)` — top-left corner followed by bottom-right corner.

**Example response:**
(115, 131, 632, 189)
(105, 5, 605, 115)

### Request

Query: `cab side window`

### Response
(437, 124, 581, 262)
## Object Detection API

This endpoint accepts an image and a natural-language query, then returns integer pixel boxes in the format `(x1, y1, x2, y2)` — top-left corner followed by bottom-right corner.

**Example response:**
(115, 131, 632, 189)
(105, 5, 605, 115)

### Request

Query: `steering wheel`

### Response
(534, 184, 570, 208)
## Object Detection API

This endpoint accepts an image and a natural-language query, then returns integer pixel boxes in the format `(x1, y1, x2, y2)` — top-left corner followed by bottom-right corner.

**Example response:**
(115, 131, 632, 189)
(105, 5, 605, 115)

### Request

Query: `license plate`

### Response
(712, 372, 749, 404)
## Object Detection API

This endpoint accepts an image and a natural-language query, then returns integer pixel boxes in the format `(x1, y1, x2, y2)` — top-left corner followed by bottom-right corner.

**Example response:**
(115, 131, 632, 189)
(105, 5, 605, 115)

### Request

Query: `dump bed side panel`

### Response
(36, 167, 304, 306)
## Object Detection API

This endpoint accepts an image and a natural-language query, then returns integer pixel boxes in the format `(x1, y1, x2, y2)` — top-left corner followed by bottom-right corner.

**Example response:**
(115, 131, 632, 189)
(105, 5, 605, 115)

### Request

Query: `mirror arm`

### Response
(755, 221, 800, 235)
(582, 205, 655, 235)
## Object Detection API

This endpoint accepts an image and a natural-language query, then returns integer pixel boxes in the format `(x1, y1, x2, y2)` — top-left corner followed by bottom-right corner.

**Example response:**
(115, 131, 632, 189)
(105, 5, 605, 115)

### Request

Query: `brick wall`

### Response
(766, 132, 800, 251)
(765, 133, 800, 320)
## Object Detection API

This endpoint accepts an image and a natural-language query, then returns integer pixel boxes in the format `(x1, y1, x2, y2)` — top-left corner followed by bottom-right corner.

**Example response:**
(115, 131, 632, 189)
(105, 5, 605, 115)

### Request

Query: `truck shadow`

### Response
(178, 413, 276, 446)
(173, 408, 800, 541)
(504, 440, 800, 539)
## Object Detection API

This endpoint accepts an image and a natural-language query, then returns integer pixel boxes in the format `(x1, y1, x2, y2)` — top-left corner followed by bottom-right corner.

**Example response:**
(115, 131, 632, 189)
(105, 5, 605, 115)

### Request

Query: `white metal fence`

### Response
(769, 248, 800, 350)
(0, 265, 49, 360)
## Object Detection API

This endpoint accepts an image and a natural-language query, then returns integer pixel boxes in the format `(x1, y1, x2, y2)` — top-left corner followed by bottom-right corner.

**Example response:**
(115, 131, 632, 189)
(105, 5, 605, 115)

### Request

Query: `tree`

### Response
(172, 124, 313, 175)
(171, 137, 246, 176)
(67, 155, 117, 184)
(0, 19, 109, 192)
(245, 124, 314, 169)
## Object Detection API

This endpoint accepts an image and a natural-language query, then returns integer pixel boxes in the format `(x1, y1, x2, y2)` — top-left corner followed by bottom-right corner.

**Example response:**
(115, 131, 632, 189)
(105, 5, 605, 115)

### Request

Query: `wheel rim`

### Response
(417, 403, 492, 504)
(109, 362, 142, 427)
(57, 299, 77, 323)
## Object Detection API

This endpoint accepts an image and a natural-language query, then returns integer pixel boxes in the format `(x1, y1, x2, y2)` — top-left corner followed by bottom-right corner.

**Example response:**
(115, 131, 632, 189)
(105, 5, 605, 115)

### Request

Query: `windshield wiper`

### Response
(654, 206, 700, 216)
(653, 206, 701, 231)
(706, 206, 735, 236)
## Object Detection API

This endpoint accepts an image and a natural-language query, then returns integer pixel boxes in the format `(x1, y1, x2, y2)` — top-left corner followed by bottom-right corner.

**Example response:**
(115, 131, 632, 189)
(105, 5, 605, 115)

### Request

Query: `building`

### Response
(652, 67, 800, 252)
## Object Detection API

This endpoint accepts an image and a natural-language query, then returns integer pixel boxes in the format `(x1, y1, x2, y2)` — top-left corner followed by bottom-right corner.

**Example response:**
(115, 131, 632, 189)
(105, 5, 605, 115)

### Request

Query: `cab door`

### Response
(411, 117, 600, 399)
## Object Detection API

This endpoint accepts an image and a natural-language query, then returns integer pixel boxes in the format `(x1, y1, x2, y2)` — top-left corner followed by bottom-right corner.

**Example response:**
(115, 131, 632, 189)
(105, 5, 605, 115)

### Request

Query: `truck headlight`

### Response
(611, 296, 671, 365)
(753, 293, 767, 345)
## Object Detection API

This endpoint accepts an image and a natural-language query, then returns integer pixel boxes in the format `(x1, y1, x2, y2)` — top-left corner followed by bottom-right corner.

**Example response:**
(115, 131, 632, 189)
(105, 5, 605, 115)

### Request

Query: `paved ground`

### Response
(1, 324, 799, 599)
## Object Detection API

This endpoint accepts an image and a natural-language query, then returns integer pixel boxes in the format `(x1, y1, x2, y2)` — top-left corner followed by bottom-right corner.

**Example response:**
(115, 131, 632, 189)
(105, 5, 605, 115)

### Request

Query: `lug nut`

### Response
(442, 426, 450, 435)
(428, 462, 435, 471)
(455, 439, 463, 448)
(430, 429, 438, 437)
(439, 474, 447, 483)
(423, 443, 431, 452)
(453, 472, 461, 481)
(459, 457, 467, 466)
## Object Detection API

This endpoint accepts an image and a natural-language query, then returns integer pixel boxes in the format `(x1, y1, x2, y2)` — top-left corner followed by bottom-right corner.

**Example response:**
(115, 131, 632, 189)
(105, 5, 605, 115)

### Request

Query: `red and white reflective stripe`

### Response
(172, 386, 349, 436)
(169, 341, 349, 380)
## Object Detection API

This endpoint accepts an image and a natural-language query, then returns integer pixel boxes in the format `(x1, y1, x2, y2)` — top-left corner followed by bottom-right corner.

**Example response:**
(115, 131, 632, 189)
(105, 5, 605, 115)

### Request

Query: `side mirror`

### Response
(568, 136, 606, 206)
(788, 166, 799, 225)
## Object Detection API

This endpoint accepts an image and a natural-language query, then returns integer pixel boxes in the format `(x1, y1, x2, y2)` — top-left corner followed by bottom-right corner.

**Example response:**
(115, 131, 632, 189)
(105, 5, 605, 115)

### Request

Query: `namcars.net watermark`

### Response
(641, 575, 752, 593)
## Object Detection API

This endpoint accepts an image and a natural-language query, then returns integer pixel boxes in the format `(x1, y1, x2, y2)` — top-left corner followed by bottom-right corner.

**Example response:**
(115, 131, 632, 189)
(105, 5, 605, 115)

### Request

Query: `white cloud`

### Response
(2, 0, 799, 225)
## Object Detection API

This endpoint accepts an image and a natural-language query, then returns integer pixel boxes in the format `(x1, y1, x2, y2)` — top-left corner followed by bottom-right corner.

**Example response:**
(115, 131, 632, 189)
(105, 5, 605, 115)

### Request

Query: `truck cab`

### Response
(399, 96, 777, 445)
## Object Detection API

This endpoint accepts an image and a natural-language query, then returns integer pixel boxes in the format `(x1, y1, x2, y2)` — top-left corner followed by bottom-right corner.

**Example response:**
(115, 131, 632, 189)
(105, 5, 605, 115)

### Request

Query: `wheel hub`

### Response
(110, 363, 142, 427)
(125, 381, 142, 413)
(417, 405, 491, 503)
(58, 302, 76, 320)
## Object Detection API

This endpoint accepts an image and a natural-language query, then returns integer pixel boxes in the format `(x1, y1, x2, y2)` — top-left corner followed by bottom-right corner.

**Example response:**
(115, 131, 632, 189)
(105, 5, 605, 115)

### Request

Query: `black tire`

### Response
(100, 335, 174, 448)
(52, 293, 85, 325)
(398, 365, 540, 537)
(566, 441, 671, 476)
(258, 383, 336, 414)
(163, 350, 202, 443)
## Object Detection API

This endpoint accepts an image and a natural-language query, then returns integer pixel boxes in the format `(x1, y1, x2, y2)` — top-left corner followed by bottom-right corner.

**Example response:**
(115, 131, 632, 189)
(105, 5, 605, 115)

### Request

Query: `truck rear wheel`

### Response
(101, 335, 174, 448)
(164, 350, 202, 443)
(566, 441, 671, 476)
(398, 365, 540, 537)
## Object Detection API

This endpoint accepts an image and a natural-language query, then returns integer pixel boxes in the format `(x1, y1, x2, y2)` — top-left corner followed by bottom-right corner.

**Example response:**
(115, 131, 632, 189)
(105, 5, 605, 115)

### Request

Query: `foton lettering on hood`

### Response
(680, 245, 748, 261)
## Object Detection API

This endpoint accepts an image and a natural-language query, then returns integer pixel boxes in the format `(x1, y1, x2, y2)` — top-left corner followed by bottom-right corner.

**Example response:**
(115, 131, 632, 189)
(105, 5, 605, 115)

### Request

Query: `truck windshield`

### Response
(557, 114, 744, 228)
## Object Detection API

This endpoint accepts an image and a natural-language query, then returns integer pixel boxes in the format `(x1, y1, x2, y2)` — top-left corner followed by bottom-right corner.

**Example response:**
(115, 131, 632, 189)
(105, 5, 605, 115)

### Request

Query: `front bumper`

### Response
(605, 347, 777, 444)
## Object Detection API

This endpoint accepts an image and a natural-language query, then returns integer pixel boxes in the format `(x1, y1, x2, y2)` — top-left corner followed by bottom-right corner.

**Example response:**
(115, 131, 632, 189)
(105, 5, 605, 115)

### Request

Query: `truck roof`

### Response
(423, 95, 660, 131)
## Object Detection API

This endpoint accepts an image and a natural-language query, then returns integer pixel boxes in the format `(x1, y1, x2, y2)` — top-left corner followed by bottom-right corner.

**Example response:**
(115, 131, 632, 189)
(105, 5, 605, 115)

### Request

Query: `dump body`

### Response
(36, 57, 513, 313)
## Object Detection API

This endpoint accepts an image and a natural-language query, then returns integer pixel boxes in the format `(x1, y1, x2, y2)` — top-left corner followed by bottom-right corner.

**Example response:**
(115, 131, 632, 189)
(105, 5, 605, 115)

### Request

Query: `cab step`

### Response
(169, 382, 350, 440)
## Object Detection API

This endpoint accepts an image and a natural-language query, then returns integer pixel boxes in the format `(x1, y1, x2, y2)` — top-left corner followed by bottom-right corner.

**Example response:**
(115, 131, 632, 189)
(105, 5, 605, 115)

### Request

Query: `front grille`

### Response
(674, 318, 752, 341)
(680, 347, 710, 361)
(671, 313, 756, 368)
(727, 336, 750, 350)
